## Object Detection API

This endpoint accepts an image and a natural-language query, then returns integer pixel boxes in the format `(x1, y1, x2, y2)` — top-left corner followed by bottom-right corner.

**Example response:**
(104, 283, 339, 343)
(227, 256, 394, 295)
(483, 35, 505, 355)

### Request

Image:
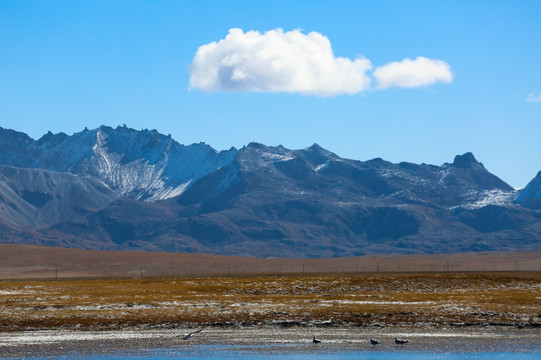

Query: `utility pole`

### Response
(140, 266, 143, 279)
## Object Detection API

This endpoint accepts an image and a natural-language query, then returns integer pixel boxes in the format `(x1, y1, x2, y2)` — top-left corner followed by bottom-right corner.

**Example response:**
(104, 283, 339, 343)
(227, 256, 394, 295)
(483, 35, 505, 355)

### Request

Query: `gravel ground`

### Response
(1, 325, 540, 358)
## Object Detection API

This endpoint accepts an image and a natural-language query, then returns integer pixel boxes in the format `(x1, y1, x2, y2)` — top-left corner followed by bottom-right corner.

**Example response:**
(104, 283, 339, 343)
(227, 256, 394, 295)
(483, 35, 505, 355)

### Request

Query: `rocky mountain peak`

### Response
(0, 126, 539, 258)
(0, 127, 34, 148)
(452, 152, 483, 168)
(0, 126, 238, 202)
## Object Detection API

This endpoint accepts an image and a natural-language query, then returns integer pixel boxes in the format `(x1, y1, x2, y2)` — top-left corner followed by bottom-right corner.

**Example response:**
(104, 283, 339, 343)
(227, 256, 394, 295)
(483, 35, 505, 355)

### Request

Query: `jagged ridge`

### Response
(0, 125, 539, 257)
(0, 125, 237, 201)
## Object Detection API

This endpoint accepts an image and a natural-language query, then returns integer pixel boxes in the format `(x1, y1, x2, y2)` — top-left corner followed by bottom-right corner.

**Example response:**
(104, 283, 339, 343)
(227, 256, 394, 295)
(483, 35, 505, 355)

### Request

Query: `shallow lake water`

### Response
(2, 327, 539, 359)
(23, 347, 541, 360)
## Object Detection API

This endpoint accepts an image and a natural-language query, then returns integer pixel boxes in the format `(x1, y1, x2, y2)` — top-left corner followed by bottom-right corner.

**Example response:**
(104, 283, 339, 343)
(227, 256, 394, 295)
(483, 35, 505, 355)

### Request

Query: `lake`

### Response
(22, 346, 541, 360)
(2, 327, 539, 359)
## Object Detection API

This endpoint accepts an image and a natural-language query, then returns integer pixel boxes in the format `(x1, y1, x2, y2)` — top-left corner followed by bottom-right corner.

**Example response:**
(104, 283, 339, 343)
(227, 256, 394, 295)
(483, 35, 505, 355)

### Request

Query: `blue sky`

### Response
(0, 0, 540, 188)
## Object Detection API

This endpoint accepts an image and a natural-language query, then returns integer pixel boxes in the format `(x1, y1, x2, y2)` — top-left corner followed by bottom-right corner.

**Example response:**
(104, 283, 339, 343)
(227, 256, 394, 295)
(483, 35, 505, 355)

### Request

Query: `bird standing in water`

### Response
(394, 337, 409, 344)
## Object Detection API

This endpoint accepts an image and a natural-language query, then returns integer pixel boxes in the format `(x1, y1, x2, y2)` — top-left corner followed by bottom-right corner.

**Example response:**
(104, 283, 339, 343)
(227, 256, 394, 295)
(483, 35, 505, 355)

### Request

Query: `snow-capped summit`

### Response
(0, 125, 238, 201)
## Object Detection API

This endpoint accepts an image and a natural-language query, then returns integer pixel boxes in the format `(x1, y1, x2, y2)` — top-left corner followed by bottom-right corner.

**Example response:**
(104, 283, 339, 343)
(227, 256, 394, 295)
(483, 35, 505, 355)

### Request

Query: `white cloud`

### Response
(527, 93, 541, 103)
(373, 57, 453, 90)
(189, 28, 372, 97)
(189, 29, 453, 96)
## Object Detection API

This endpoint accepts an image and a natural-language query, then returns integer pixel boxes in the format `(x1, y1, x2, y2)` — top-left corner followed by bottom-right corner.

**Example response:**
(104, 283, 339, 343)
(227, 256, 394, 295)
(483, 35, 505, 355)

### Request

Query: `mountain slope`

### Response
(516, 171, 541, 209)
(29, 142, 538, 257)
(0, 165, 118, 229)
(0, 126, 237, 201)
(0, 126, 539, 257)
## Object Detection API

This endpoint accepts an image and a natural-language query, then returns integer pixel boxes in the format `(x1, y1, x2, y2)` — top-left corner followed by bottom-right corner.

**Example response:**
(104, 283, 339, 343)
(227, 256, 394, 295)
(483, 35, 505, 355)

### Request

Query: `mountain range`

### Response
(0, 125, 540, 257)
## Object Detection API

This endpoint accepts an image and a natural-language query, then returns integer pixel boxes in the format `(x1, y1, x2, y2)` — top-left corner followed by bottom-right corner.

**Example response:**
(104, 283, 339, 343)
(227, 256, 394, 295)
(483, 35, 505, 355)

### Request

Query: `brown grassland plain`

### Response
(1, 272, 540, 331)
(0, 245, 540, 279)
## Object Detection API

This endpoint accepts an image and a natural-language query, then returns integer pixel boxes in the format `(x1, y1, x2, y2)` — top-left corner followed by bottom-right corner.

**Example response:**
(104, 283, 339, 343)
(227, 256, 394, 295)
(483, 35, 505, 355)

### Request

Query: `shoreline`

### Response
(3, 319, 540, 333)
(1, 326, 540, 358)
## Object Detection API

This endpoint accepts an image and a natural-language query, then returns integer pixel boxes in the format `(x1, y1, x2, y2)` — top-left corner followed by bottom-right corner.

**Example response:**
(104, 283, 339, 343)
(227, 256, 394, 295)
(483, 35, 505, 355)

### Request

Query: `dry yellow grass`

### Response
(1, 272, 540, 331)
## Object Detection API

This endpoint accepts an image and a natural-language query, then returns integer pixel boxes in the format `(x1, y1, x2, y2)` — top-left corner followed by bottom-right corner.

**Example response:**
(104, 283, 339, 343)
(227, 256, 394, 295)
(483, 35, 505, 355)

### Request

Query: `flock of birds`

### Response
(182, 329, 409, 345)
(313, 335, 409, 345)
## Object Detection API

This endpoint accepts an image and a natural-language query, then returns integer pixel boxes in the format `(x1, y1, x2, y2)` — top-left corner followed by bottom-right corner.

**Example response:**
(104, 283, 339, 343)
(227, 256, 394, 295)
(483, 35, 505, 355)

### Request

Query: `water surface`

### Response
(3, 327, 539, 359)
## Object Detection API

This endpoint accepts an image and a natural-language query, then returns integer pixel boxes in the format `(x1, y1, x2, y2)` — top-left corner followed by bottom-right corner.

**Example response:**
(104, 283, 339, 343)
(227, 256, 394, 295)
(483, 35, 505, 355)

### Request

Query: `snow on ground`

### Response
(261, 152, 295, 163)
(454, 189, 517, 210)
(0, 290, 24, 295)
(377, 169, 430, 187)
(317, 300, 436, 306)
(314, 163, 328, 172)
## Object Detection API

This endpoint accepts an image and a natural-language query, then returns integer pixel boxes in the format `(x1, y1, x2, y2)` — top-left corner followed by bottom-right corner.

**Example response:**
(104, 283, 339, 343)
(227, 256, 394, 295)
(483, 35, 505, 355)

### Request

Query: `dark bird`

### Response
(183, 328, 203, 340)
(394, 337, 409, 344)
(312, 335, 321, 343)
(370, 338, 381, 345)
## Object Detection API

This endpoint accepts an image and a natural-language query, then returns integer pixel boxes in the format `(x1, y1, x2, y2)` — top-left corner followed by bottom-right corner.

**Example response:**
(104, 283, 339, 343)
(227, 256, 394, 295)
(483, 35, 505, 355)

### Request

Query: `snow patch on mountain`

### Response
(377, 168, 430, 187)
(85, 129, 237, 201)
(314, 163, 329, 172)
(261, 152, 295, 163)
(1, 126, 238, 202)
(453, 189, 517, 210)
(438, 168, 450, 187)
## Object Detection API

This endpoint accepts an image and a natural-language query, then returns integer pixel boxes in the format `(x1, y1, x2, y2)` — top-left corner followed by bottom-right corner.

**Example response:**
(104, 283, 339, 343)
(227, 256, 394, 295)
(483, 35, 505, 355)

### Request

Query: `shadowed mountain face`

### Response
(0, 126, 540, 258)
(516, 171, 541, 209)
(0, 165, 118, 229)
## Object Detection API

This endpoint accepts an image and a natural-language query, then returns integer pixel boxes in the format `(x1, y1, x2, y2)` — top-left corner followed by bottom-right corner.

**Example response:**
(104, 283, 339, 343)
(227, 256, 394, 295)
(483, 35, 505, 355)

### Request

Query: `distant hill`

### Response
(0, 125, 540, 257)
